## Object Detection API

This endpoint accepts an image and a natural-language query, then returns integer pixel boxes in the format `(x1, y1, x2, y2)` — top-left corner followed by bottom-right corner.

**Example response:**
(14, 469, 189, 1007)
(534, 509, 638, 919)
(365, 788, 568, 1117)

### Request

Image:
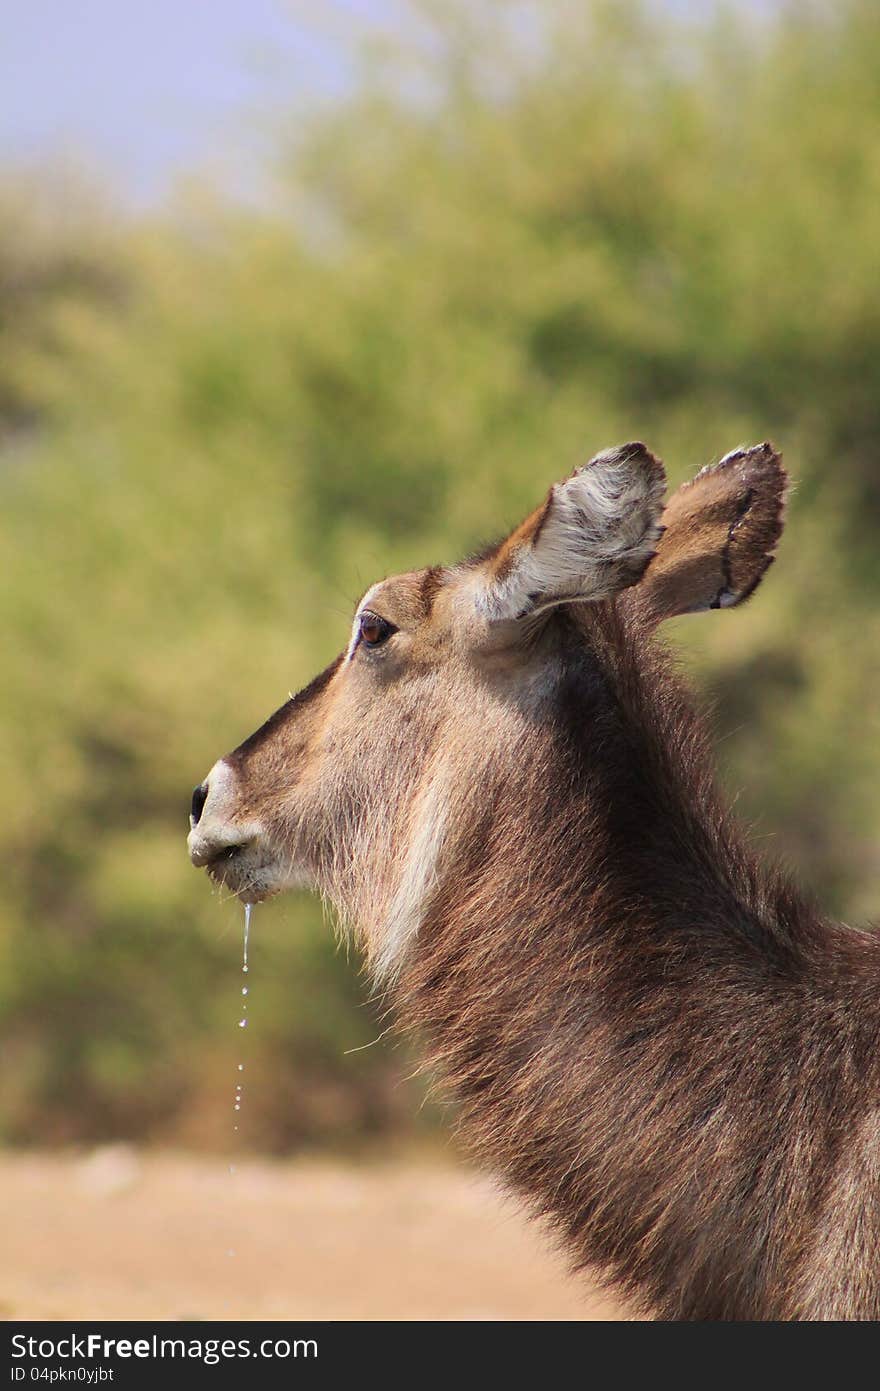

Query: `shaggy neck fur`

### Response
(390, 603, 880, 1321)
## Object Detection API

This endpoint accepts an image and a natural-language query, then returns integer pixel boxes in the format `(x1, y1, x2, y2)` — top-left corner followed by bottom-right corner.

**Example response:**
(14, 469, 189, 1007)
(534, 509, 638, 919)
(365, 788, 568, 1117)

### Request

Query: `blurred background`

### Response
(1, 0, 879, 1318)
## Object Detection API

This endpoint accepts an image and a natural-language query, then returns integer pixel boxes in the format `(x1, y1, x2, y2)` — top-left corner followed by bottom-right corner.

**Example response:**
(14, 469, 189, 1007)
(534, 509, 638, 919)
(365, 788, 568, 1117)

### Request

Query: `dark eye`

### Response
(359, 612, 395, 648)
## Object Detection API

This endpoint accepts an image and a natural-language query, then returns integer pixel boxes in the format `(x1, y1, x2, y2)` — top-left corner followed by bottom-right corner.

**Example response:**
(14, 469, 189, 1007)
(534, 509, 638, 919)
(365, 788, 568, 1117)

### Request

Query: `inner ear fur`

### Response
(477, 442, 667, 623)
(634, 443, 788, 624)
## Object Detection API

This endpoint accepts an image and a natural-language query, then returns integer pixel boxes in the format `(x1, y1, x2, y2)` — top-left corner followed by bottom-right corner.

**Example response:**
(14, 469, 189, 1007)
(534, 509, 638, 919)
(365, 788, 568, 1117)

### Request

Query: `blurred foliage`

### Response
(0, 0, 878, 1150)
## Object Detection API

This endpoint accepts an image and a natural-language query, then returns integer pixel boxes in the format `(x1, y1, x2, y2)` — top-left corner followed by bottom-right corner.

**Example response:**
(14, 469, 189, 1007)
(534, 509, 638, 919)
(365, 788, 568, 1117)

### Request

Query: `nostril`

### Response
(191, 781, 209, 825)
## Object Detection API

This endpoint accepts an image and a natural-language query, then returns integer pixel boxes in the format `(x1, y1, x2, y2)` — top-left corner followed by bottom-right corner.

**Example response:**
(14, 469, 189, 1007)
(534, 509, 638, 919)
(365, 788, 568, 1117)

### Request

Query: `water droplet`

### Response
(230, 905, 253, 1161)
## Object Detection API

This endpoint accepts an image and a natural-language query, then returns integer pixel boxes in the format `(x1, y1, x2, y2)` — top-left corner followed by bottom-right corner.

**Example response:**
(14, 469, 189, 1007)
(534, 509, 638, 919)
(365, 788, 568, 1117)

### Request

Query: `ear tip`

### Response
(582, 440, 666, 478)
(704, 440, 787, 485)
(686, 442, 789, 532)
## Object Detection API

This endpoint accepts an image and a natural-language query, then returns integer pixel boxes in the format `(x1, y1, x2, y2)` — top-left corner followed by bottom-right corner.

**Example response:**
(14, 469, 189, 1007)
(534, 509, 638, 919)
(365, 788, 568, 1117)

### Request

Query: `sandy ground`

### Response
(1, 1149, 626, 1321)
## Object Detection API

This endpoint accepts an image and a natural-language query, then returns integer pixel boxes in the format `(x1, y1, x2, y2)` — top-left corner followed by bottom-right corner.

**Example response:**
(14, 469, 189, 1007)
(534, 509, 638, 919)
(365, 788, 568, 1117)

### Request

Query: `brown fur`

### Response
(188, 442, 880, 1320)
(397, 607, 880, 1319)
(640, 443, 787, 620)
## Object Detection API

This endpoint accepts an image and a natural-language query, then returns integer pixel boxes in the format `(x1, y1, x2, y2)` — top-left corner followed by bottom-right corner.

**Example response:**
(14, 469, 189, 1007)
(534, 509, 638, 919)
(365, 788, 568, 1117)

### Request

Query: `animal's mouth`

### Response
(200, 842, 249, 871)
(203, 846, 276, 903)
(188, 826, 274, 903)
(187, 781, 310, 902)
(203, 840, 247, 879)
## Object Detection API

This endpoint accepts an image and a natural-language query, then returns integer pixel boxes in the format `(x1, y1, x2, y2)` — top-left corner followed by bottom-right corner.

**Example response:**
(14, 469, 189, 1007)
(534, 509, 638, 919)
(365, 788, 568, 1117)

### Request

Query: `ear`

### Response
(635, 443, 787, 624)
(476, 442, 667, 623)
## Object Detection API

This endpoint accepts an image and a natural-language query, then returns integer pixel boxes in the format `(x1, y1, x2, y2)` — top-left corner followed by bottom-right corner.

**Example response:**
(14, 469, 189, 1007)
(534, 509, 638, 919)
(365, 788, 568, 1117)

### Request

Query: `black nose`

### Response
(191, 781, 209, 825)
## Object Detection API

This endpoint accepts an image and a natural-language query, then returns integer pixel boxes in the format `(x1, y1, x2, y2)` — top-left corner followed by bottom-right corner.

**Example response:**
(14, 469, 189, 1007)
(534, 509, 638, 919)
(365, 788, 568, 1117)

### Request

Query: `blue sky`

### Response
(1, 1, 770, 207)
(0, 1, 391, 205)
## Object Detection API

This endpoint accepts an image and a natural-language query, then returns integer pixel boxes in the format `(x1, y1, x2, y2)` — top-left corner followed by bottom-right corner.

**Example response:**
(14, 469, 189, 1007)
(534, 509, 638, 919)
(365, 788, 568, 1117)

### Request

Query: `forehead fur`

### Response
(357, 566, 449, 627)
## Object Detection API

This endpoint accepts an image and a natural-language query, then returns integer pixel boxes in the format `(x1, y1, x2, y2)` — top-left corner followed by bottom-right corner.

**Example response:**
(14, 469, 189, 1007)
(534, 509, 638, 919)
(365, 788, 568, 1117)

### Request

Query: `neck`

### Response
(393, 613, 880, 1319)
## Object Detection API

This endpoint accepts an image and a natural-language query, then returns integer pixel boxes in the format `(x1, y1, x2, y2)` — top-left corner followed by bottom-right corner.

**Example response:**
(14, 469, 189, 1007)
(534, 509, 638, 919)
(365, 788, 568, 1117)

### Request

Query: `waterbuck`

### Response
(188, 442, 880, 1320)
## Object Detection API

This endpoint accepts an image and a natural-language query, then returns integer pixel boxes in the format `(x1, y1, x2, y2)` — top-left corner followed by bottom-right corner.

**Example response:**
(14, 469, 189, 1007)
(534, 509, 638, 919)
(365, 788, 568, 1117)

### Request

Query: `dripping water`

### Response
(238, 901, 251, 1031)
(227, 902, 253, 1258)
(233, 906, 250, 1112)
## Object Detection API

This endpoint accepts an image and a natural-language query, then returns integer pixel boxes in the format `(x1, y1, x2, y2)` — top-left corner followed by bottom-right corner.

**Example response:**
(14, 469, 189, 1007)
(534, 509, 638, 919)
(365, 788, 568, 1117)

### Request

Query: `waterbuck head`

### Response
(188, 442, 786, 980)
